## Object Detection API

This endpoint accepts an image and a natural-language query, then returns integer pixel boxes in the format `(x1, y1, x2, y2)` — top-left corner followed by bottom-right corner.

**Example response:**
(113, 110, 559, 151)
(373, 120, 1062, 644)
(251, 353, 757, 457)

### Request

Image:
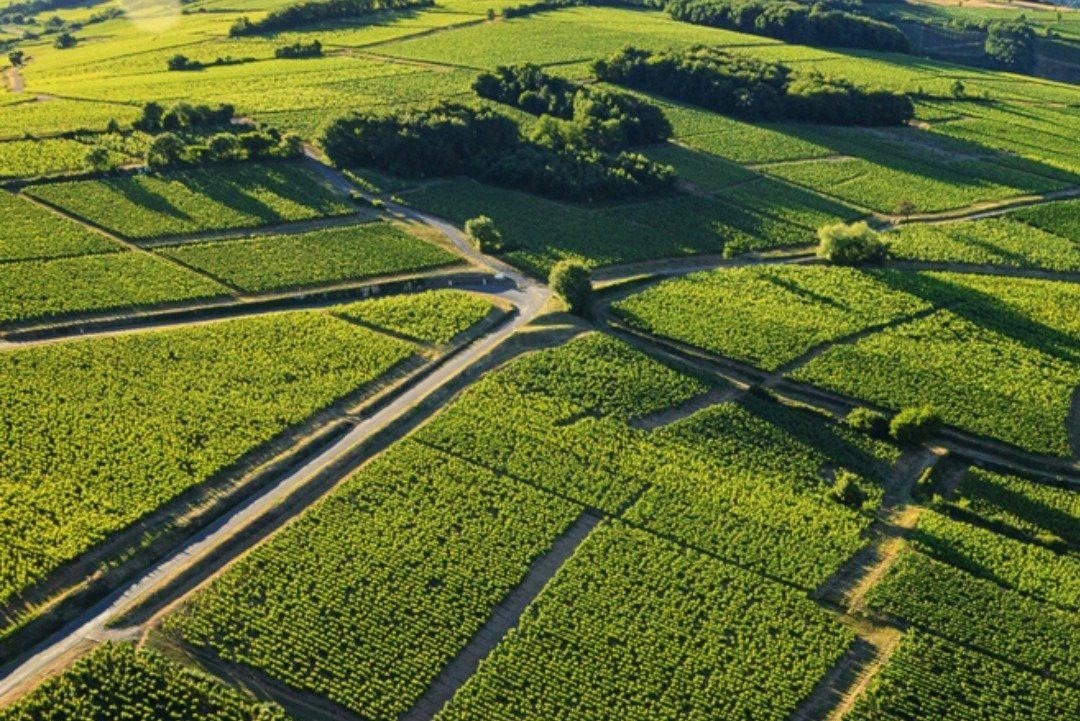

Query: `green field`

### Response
(0, 191, 120, 262)
(334, 289, 495, 344)
(613, 265, 931, 371)
(0, 310, 415, 608)
(158, 221, 459, 292)
(25, 163, 354, 239)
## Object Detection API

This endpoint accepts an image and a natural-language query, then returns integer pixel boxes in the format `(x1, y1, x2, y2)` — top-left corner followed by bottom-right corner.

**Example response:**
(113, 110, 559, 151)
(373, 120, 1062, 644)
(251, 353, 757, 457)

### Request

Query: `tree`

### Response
(166, 54, 201, 71)
(889, 405, 942, 445)
(133, 102, 165, 132)
(950, 79, 965, 99)
(84, 147, 112, 172)
(846, 407, 889, 438)
(549, 260, 592, 316)
(53, 32, 76, 49)
(464, 215, 504, 253)
(8, 50, 24, 67)
(985, 21, 1036, 73)
(146, 133, 185, 169)
(828, 470, 868, 510)
(816, 221, 885, 265)
(897, 198, 916, 219)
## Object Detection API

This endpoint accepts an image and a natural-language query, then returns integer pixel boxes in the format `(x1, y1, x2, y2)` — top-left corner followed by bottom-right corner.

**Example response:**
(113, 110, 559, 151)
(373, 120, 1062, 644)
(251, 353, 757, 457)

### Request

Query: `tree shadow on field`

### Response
(958, 470, 1080, 547)
(872, 270, 1080, 365)
(181, 165, 293, 224)
(111, 176, 193, 224)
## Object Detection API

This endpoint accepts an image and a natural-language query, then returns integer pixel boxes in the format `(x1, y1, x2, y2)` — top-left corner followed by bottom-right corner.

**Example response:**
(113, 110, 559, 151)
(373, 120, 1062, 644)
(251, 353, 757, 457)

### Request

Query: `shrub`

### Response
(890, 405, 942, 445)
(816, 221, 885, 265)
(549, 260, 592, 315)
(846, 407, 889, 438)
(985, 21, 1036, 73)
(53, 31, 76, 49)
(166, 54, 202, 71)
(465, 215, 504, 253)
(828, 469, 868, 510)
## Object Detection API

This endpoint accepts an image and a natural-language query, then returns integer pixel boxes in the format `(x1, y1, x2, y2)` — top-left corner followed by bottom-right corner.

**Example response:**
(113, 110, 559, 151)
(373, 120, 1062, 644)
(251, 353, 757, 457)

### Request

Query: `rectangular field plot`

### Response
(790, 272, 1080, 456)
(0, 642, 289, 721)
(25, 163, 354, 240)
(0, 252, 230, 326)
(885, 216, 1080, 272)
(949, 467, 1080, 546)
(164, 440, 582, 721)
(863, 551, 1080, 687)
(435, 522, 855, 721)
(845, 630, 1080, 721)
(0, 98, 141, 140)
(613, 265, 931, 371)
(157, 221, 459, 293)
(0, 311, 415, 610)
(0, 191, 121, 262)
(0, 137, 131, 180)
(333, 289, 495, 345)
(1011, 198, 1080, 243)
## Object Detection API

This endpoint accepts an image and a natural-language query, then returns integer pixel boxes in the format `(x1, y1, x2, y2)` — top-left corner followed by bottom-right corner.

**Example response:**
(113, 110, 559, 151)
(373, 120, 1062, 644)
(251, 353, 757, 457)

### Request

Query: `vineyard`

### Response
(157, 221, 459, 292)
(333, 289, 495, 344)
(0, 191, 120, 262)
(24, 163, 353, 240)
(612, 265, 930, 371)
(949, 468, 1080, 544)
(0, 308, 419, 608)
(435, 522, 855, 721)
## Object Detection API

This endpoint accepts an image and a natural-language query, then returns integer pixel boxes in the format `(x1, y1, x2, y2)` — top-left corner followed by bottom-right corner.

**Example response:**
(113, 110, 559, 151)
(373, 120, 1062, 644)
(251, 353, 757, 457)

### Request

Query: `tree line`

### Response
(229, 0, 432, 36)
(321, 102, 674, 202)
(472, 63, 672, 150)
(594, 46, 914, 125)
(667, 0, 910, 54)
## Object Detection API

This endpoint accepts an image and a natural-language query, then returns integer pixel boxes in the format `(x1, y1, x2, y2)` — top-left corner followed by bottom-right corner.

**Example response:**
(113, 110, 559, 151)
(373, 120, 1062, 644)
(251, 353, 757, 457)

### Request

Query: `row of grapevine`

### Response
(166, 440, 582, 721)
(334, 289, 496, 345)
(158, 222, 459, 293)
(0, 642, 287, 721)
(0, 309, 416, 608)
(24, 163, 353, 240)
(950, 467, 1080, 545)
(0, 191, 120, 263)
(911, 510, 1080, 611)
(613, 265, 930, 371)
(845, 630, 1080, 721)
(863, 550, 1080, 686)
(1011, 198, 1080, 243)
(436, 521, 855, 721)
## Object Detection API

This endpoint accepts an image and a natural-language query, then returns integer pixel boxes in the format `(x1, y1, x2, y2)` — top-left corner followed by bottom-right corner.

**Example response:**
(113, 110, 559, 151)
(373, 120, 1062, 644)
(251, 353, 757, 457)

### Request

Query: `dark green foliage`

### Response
(817, 221, 886, 264)
(985, 21, 1036, 72)
(275, 39, 322, 58)
(890, 405, 942, 445)
(472, 64, 672, 150)
(594, 46, 913, 126)
(846, 407, 889, 437)
(52, 31, 75, 49)
(549, 260, 592, 315)
(828, 469, 868, 510)
(146, 129, 301, 169)
(8, 50, 24, 66)
(134, 102, 235, 133)
(465, 215, 505, 253)
(321, 102, 674, 201)
(668, 0, 910, 53)
(230, 0, 433, 36)
(166, 54, 202, 71)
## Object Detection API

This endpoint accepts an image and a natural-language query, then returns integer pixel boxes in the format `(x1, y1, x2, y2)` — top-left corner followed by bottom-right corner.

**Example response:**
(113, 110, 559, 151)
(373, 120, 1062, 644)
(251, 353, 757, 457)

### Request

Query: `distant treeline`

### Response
(595, 46, 914, 126)
(473, 64, 672, 150)
(667, 0, 910, 54)
(322, 102, 674, 201)
(229, 0, 433, 36)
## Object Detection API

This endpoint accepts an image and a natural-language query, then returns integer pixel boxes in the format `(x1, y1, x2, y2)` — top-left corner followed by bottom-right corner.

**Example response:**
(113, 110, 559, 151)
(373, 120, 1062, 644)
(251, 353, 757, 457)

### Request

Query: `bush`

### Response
(985, 21, 1036, 73)
(549, 260, 592, 316)
(275, 40, 323, 58)
(166, 54, 202, 71)
(465, 215, 505, 253)
(53, 31, 76, 49)
(816, 221, 885, 265)
(828, 469, 868, 510)
(890, 405, 942, 445)
(846, 407, 889, 438)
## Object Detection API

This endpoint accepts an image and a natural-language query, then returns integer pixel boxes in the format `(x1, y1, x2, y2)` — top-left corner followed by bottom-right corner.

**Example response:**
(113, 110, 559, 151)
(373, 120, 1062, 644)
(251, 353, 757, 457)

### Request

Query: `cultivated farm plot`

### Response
(435, 521, 855, 721)
(0, 252, 230, 326)
(157, 221, 460, 293)
(948, 467, 1080, 545)
(0, 191, 121, 263)
(0, 137, 131, 179)
(334, 289, 495, 345)
(24, 163, 354, 240)
(0, 310, 417, 610)
(0, 99, 141, 140)
(612, 265, 931, 371)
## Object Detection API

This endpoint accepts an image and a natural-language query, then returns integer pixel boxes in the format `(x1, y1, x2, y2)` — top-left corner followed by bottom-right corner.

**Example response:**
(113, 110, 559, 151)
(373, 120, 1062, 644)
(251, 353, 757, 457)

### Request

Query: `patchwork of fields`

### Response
(1, 0, 1078, 720)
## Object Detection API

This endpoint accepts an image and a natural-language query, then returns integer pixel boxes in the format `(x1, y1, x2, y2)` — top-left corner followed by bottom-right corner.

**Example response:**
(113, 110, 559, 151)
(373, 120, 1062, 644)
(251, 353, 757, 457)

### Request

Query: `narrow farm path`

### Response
(629, 385, 742, 431)
(787, 633, 898, 721)
(878, 184, 1080, 226)
(819, 627, 904, 721)
(2, 67, 23, 93)
(401, 511, 602, 721)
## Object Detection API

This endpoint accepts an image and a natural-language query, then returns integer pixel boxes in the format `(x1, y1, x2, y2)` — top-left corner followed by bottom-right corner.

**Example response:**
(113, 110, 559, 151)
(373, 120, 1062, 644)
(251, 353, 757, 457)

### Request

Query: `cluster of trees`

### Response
(229, 0, 432, 36)
(816, 221, 885, 264)
(985, 21, 1036, 73)
(473, 64, 672, 150)
(133, 102, 236, 133)
(146, 128, 302, 169)
(275, 39, 323, 58)
(166, 54, 251, 71)
(667, 0, 910, 53)
(594, 46, 913, 125)
(321, 101, 674, 202)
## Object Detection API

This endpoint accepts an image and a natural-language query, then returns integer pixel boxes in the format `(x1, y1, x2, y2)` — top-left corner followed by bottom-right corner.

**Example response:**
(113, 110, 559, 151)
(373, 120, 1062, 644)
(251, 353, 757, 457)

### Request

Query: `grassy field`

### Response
(0, 191, 121, 262)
